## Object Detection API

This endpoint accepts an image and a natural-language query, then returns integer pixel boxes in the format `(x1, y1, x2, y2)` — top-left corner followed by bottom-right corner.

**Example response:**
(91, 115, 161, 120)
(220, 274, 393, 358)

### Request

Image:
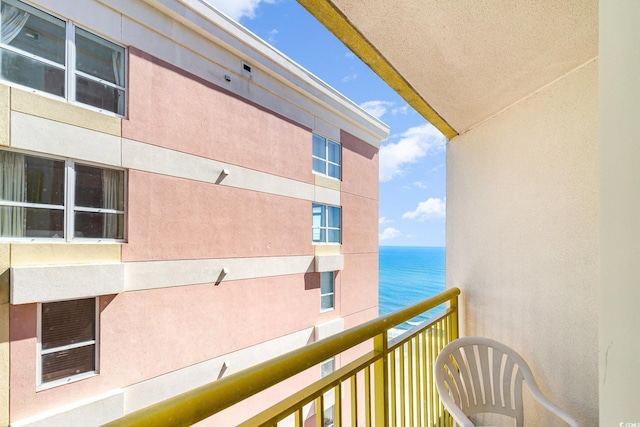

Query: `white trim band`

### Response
(10, 263, 125, 304)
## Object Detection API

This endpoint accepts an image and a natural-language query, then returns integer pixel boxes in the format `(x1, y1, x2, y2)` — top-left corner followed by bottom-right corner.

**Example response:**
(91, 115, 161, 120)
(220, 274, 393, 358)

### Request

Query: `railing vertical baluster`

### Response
(414, 333, 422, 426)
(373, 332, 388, 427)
(430, 326, 437, 427)
(350, 375, 358, 426)
(295, 408, 302, 427)
(398, 344, 407, 427)
(435, 320, 442, 427)
(439, 319, 446, 426)
(451, 294, 459, 341)
(418, 330, 429, 426)
(364, 366, 371, 427)
(335, 383, 342, 427)
(389, 350, 397, 427)
(446, 310, 454, 427)
(408, 340, 414, 427)
(316, 396, 324, 427)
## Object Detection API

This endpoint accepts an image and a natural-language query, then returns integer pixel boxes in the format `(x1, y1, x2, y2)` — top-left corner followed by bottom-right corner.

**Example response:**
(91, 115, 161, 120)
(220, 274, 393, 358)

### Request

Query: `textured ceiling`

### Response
(300, 0, 598, 138)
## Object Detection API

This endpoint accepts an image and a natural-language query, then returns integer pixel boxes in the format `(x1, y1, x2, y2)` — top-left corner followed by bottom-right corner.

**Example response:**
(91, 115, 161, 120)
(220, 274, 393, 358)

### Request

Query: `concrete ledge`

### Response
(314, 254, 344, 272)
(124, 256, 315, 291)
(10, 263, 125, 304)
(123, 138, 341, 205)
(11, 111, 122, 167)
(315, 317, 344, 341)
(11, 389, 124, 427)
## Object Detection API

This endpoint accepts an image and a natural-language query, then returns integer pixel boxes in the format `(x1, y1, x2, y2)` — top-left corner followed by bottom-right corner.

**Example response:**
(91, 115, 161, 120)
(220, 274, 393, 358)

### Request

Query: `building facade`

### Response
(0, 0, 388, 425)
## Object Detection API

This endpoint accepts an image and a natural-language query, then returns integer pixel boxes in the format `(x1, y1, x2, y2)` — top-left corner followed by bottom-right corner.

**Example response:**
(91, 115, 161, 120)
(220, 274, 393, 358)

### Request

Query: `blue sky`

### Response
(209, 0, 447, 247)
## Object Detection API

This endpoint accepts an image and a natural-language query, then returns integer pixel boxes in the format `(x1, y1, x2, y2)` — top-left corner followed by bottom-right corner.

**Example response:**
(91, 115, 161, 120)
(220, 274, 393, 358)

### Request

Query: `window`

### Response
(320, 358, 336, 427)
(312, 134, 341, 179)
(0, 0, 126, 115)
(323, 406, 335, 427)
(320, 357, 334, 378)
(0, 150, 125, 240)
(320, 272, 335, 311)
(312, 203, 341, 244)
(39, 298, 98, 386)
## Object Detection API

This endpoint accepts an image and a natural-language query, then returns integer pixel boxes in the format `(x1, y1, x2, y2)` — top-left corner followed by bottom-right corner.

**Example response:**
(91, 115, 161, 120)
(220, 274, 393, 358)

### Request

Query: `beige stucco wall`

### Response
(599, 1, 640, 424)
(447, 60, 598, 425)
(0, 85, 8, 147)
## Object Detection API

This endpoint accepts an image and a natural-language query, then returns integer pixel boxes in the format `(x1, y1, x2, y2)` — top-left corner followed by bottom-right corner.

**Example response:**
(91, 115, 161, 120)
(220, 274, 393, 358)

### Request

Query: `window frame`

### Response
(0, 0, 127, 117)
(312, 203, 341, 245)
(320, 271, 335, 312)
(36, 297, 100, 390)
(0, 149, 127, 242)
(312, 133, 341, 180)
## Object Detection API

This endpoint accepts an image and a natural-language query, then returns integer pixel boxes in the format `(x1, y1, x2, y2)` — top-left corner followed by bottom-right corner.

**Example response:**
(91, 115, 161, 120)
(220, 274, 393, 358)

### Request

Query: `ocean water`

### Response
(379, 246, 446, 335)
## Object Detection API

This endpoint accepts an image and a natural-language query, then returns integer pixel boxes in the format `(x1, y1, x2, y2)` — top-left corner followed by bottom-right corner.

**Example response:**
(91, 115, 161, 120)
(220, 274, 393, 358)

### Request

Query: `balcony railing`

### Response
(103, 287, 460, 427)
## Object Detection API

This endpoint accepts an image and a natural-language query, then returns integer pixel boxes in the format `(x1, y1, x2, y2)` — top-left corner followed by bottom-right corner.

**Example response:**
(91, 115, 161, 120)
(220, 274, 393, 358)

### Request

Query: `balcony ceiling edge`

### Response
(297, 0, 459, 141)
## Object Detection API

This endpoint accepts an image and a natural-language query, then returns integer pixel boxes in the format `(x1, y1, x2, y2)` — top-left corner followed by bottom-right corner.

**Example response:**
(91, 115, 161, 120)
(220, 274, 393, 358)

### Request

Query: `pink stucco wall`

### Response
(341, 130, 379, 201)
(340, 253, 378, 316)
(341, 193, 379, 255)
(9, 273, 343, 420)
(123, 48, 312, 184)
(122, 170, 313, 262)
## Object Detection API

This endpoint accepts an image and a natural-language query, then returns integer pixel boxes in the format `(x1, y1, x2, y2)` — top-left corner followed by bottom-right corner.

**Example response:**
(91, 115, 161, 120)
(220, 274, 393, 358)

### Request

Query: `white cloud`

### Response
(360, 100, 394, 119)
(379, 123, 446, 182)
(379, 216, 395, 224)
(344, 52, 356, 59)
(341, 73, 358, 83)
(267, 28, 279, 43)
(392, 104, 409, 115)
(414, 181, 428, 189)
(379, 227, 401, 241)
(206, 0, 276, 21)
(431, 163, 445, 172)
(402, 198, 446, 221)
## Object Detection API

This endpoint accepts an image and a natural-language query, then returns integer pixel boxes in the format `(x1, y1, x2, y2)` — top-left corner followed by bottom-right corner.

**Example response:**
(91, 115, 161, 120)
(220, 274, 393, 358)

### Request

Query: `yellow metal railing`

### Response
(103, 287, 460, 427)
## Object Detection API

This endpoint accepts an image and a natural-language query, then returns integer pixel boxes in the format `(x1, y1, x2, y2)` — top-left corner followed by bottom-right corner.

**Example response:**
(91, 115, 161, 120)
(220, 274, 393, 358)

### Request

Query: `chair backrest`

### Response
(434, 337, 533, 426)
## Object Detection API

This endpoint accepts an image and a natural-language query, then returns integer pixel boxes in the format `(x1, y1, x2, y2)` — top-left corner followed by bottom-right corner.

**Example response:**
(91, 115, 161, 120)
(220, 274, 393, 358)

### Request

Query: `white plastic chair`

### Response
(434, 337, 581, 427)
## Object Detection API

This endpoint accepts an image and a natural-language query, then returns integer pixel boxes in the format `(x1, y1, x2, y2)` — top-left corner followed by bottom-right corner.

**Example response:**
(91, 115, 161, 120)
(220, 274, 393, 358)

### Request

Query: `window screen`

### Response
(41, 298, 97, 384)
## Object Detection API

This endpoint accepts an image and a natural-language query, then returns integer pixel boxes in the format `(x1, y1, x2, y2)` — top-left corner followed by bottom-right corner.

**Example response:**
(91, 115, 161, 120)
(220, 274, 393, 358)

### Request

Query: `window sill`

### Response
(312, 171, 341, 181)
(0, 237, 126, 244)
(4, 81, 126, 120)
(37, 371, 98, 392)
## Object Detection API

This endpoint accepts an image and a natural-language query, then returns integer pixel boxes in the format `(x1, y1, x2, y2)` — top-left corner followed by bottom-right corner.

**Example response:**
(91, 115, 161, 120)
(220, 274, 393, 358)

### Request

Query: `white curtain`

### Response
(0, 151, 25, 237)
(111, 51, 124, 114)
(102, 169, 120, 238)
(1, 4, 30, 44)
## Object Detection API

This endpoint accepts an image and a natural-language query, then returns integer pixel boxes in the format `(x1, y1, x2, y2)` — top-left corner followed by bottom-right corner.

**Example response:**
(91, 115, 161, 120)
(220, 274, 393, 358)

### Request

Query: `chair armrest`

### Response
(526, 381, 582, 427)
(437, 393, 475, 427)
(446, 406, 475, 427)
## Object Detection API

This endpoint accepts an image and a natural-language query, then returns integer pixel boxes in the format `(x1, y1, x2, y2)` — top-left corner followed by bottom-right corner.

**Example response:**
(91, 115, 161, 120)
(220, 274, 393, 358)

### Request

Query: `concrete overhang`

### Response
(299, 0, 598, 139)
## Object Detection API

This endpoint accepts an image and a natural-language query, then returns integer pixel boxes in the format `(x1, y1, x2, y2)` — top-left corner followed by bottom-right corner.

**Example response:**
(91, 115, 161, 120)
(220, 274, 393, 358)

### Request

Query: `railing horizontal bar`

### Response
(103, 288, 459, 427)
(238, 350, 384, 426)
(388, 307, 455, 350)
